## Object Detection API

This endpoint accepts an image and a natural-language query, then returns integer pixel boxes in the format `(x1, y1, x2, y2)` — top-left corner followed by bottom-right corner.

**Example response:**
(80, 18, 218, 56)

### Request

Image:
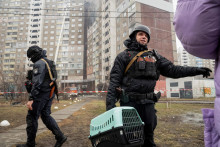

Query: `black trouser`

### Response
(121, 102, 157, 147)
(26, 92, 64, 146)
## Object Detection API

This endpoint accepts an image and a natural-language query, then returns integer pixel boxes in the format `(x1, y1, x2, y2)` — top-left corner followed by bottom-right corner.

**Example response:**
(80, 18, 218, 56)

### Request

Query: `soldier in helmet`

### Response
(106, 25, 212, 146)
(16, 46, 66, 147)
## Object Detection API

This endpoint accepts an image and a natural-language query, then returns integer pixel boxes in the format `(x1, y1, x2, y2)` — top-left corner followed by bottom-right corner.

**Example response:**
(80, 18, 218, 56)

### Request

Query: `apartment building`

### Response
(101, 0, 117, 84)
(0, 0, 86, 91)
(0, 0, 30, 85)
(87, 14, 102, 89)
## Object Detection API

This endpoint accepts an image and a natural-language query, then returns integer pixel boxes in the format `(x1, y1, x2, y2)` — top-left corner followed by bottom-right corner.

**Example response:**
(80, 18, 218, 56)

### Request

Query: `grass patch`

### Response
(0, 99, 81, 133)
(35, 99, 213, 147)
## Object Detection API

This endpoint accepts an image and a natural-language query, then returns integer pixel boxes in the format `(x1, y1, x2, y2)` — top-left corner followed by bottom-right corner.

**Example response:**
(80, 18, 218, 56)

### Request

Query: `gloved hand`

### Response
(196, 67, 212, 78)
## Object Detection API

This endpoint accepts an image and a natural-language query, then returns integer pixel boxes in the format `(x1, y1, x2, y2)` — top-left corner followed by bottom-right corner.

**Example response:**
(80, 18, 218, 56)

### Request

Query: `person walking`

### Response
(17, 46, 66, 147)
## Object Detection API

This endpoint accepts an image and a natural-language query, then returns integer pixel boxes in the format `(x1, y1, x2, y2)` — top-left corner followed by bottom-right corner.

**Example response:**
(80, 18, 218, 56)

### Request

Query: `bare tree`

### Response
(0, 70, 27, 103)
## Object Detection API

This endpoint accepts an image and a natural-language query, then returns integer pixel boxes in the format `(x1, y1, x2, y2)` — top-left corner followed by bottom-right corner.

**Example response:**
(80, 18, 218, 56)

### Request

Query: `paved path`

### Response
(0, 98, 92, 147)
(159, 101, 214, 104)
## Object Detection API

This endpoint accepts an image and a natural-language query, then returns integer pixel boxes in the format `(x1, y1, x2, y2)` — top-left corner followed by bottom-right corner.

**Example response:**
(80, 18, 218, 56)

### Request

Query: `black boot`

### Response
(16, 143, 35, 147)
(54, 136, 67, 147)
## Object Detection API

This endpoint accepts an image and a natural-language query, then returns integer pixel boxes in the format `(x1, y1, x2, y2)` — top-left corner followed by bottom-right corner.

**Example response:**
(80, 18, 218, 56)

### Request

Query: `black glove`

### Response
(196, 67, 212, 78)
(153, 91, 161, 102)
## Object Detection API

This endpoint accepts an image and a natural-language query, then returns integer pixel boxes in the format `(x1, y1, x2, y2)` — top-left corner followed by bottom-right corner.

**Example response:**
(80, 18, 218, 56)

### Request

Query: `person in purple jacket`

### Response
(174, 0, 220, 146)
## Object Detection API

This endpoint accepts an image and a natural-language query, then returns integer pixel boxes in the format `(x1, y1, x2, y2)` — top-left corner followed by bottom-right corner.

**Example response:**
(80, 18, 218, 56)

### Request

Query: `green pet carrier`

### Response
(89, 107, 144, 147)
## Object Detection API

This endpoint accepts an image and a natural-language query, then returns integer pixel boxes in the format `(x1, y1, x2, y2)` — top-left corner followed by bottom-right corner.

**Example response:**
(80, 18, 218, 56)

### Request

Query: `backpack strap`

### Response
(124, 50, 149, 74)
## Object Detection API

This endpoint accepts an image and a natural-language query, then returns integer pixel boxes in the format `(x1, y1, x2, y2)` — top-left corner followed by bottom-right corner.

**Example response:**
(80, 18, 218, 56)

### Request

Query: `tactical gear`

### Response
(25, 70, 33, 93)
(129, 25, 151, 42)
(41, 58, 59, 101)
(27, 46, 43, 63)
(126, 50, 159, 80)
(25, 81, 32, 93)
(124, 50, 149, 74)
(121, 91, 161, 103)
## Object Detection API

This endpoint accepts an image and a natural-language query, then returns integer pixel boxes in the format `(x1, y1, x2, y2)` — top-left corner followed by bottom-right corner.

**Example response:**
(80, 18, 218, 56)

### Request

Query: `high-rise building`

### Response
(0, 0, 87, 91)
(0, 0, 30, 89)
(87, 13, 102, 90)
(101, 0, 117, 84)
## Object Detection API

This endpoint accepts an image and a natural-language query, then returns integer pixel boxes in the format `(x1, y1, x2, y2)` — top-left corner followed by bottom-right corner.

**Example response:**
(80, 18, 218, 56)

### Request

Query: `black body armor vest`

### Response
(126, 50, 160, 80)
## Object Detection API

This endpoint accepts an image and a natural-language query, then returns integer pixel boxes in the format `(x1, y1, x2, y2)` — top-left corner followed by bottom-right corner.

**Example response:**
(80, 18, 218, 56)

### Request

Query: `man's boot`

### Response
(16, 142, 35, 147)
(54, 136, 67, 147)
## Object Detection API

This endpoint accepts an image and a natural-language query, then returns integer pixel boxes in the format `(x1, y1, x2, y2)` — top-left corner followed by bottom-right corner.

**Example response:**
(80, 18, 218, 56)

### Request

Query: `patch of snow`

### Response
(0, 120, 10, 126)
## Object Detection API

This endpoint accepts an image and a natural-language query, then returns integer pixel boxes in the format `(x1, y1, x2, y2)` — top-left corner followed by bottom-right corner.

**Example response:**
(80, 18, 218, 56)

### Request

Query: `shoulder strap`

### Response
(41, 58, 53, 80)
(124, 50, 149, 74)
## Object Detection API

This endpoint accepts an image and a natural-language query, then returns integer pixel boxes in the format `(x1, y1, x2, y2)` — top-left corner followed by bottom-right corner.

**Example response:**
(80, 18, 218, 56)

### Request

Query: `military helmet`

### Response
(27, 45, 42, 58)
(129, 25, 151, 42)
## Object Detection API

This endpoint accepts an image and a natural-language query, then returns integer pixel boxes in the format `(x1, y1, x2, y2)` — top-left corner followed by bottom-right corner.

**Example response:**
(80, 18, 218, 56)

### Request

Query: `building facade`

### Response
(0, 0, 87, 91)
(166, 77, 215, 98)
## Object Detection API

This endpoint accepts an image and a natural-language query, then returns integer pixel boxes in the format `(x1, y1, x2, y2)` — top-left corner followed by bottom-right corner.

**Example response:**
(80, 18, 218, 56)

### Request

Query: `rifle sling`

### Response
(41, 59, 53, 81)
(41, 59, 55, 98)
(124, 50, 149, 74)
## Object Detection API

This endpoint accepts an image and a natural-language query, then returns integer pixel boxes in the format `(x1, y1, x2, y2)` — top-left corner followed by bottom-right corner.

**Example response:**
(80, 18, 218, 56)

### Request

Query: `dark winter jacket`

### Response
(106, 39, 202, 110)
(31, 51, 56, 100)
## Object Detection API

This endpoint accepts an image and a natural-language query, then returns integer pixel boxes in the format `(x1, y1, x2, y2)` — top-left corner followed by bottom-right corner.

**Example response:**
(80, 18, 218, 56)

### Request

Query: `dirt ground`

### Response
(35, 99, 213, 147)
(0, 100, 74, 133)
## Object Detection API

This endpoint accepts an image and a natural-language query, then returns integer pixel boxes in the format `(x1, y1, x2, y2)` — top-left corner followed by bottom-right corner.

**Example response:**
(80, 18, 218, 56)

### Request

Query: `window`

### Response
(117, 45, 120, 50)
(63, 40, 69, 44)
(123, 12, 127, 17)
(78, 41, 81, 44)
(123, 32, 127, 37)
(170, 82, 178, 87)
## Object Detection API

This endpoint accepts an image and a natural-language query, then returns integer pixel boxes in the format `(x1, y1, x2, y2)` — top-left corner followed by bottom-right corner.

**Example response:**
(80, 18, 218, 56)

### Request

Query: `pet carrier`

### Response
(89, 107, 144, 147)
